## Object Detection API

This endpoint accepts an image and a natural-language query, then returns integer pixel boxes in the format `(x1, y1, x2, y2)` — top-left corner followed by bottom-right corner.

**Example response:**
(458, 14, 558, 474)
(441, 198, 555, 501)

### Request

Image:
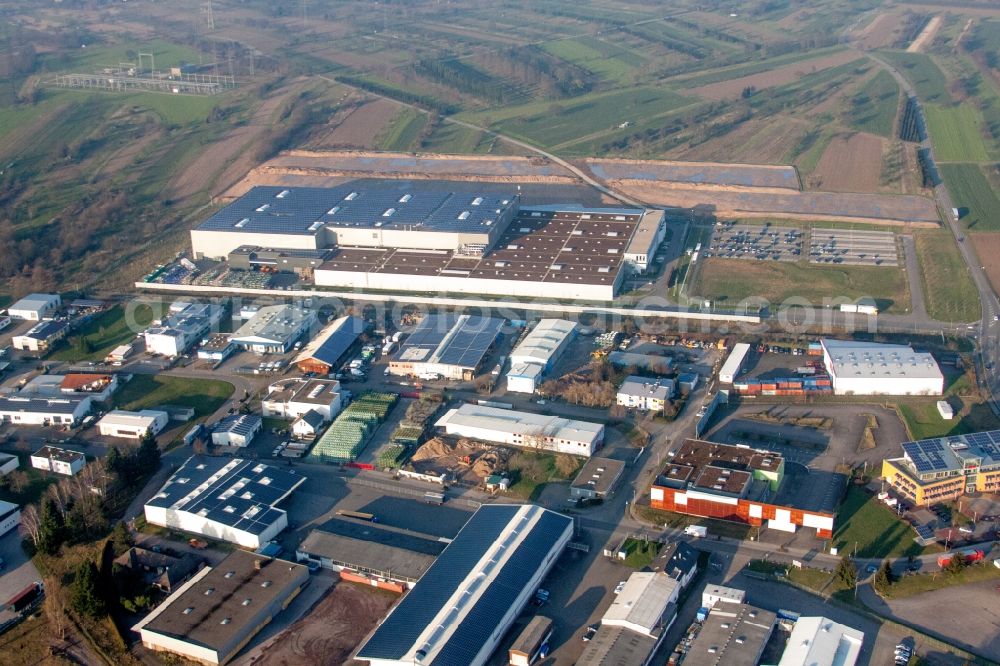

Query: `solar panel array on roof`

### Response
(902, 428, 1000, 475)
(357, 505, 572, 665)
(197, 181, 517, 236)
(903, 440, 952, 474)
(214, 414, 262, 437)
(435, 316, 505, 368)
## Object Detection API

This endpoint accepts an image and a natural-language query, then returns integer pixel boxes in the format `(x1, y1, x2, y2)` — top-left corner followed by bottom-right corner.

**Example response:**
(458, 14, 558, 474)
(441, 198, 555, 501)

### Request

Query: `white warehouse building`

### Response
(506, 319, 577, 394)
(7, 293, 61, 321)
(230, 304, 316, 354)
(821, 339, 943, 396)
(144, 456, 305, 549)
(97, 410, 170, 439)
(435, 403, 604, 456)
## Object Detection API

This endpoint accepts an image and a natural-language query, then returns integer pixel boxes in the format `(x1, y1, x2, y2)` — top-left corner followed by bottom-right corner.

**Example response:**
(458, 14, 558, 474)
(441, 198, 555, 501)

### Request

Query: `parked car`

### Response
(582, 626, 597, 642)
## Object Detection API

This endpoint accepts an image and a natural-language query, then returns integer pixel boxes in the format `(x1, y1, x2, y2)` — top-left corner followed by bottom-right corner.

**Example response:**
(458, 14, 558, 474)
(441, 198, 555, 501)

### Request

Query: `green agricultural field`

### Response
(914, 230, 982, 322)
(693, 258, 909, 313)
(114, 374, 234, 419)
(50, 304, 154, 362)
(925, 105, 991, 162)
(39, 39, 202, 75)
(670, 47, 845, 88)
(940, 163, 1000, 231)
(377, 108, 427, 151)
(542, 37, 645, 81)
(878, 52, 950, 104)
(846, 70, 899, 137)
(421, 122, 490, 153)
(833, 486, 941, 559)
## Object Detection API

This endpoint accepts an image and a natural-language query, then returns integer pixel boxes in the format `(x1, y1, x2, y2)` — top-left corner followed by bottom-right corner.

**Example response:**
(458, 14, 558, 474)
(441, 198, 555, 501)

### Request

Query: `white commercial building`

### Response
(144, 456, 305, 549)
(821, 339, 943, 396)
(937, 400, 954, 420)
(357, 504, 572, 666)
(0, 453, 19, 477)
(0, 395, 92, 426)
(31, 445, 86, 476)
(435, 403, 604, 456)
(8, 293, 61, 320)
(778, 617, 864, 666)
(0, 500, 20, 537)
(719, 343, 751, 384)
(617, 375, 676, 412)
(230, 304, 316, 354)
(602, 572, 680, 636)
(702, 584, 746, 609)
(211, 414, 262, 448)
(506, 319, 576, 394)
(623, 209, 667, 273)
(97, 410, 170, 439)
(261, 378, 342, 421)
(145, 303, 224, 357)
(12, 320, 69, 352)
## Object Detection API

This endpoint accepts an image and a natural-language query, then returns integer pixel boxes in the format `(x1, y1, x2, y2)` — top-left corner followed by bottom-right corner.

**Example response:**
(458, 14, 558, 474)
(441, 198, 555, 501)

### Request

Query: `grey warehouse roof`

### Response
(0, 396, 88, 414)
(197, 182, 518, 236)
(294, 315, 367, 368)
(214, 414, 262, 437)
(397, 314, 504, 368)
(357, 504, 572, 665)
(146, 456, 304, 536)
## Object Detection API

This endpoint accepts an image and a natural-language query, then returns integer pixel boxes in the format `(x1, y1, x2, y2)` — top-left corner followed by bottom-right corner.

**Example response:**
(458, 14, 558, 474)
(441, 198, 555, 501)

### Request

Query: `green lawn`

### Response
(693, 258, 909, 314)
(847, 70, 900, 138)
(832, 486, 941, 559)
(50, 304, 154, 362)
(883, 562, 1000, 598)
(620, 537, 662, 570)
(925, 105, 991, 162)
(913, 230, 982, 322)
(940, 163, 1000, 231)
(878, 51, 951, 104)
(898, 400, 1000, 440)
(114, 374, 234, 419)
(507, 451, 582, 501)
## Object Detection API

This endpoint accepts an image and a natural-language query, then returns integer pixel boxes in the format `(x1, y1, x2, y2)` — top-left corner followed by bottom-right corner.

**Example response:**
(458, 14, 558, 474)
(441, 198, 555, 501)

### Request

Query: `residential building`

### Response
(661, 541, 699, 588)
(291, 410, 324, 439)
(821, 339, 943, 396)
(12, 320, 69, 352)
(506, 319, 577, 394)
(7, 293, 61, 320)
(570, 457, 625, 500)
(356, 505, 573, 666)
(778, 617, 864, 666)
(30, 445, 86, 476)
(143, 456, 305, 549)
(0, 395, 92, 426)
(230, 304, 316, 354)
(294, 315, 367, 375)
(651, 439, 835, 538)
(389, 314, 505, 381)
(134, 550, 309, 665)
(435, 403, 604, 456)
(261, 378, 342, 421)
(97, 410, 170, 439)
(617, 375, 676, 412)
(211, 414, 262, 448)
(881, 429, 1000, 504)
(113, 547, 203, 593)
(145, 303, 225, 357)
(682, 604, 777, 666)
(702, 585, 747, 609)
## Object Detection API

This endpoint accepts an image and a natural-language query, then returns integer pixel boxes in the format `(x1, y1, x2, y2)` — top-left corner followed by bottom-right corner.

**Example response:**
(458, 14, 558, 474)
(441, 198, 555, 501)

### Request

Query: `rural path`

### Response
(901, 235, 928, 320)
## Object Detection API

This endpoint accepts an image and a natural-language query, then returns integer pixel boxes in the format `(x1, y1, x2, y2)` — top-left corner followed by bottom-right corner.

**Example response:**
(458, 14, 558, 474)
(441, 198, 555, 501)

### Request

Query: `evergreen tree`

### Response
(105, 446, 123, 477)
(137, 432, 161, 472)
(37, 496, 64, 556)
(70, 561, 106, 618)
(836, 556, 857, 589)
(110, 521, 134, 557)
(944, 552, 967, 574)
(873, 560, 893, 594)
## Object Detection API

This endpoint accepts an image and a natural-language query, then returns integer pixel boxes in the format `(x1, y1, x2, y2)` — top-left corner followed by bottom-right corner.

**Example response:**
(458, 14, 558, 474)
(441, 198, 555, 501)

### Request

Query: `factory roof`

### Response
(19, 320, 69, 341)
(135, 550, 307, 654)
(509, 319, 577, 366)
(31, 445, 86, 464)
(60, 374, 113, 392)
(682, 604, 777, 666)
(625, 209, 666, 253)
(436, 404, 604, 444)
(229, 245, 333, 261)
(603, 572, 679, 635)
(0, 396, 89, 415)
(821, 339, 942, 381)
(98, 410, 168, 429)
(777, 617, 864, 666)
(656, 439, 784, 496)
(9, 293, 60, 312)
(145, 456, 304, 536)
(197, 182, 518, 236)
(294, 315, 367, 368)
(618, 375, 675, 401)
(265, 378, 341, 407)
(395, 314, 504, 368)
(571, 457, 625, 496)
(576, 624, 659, 666)
(213, 414, 262, 437)
(231, 305, 313, 345)
(900, 428, 1000, 476)
(357, 504, 572, 665)
(146, 303, 221, 338)
(298, 518, 444, 582)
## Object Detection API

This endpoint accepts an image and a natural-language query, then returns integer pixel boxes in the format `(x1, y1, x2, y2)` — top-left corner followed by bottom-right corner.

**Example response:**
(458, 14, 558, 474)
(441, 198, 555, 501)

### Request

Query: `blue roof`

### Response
(23, 320, 69, 341)
(357, 505, 572, 665)
(146, 456, 304, 536)
(214, 413, 261, 437)
(197, 181, 518, 236)
(296, 315, 367, 368)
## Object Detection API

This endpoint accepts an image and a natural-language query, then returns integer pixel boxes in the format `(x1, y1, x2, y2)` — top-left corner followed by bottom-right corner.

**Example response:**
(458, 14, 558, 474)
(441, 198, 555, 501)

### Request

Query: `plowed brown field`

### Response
(810, 133, 885, 193)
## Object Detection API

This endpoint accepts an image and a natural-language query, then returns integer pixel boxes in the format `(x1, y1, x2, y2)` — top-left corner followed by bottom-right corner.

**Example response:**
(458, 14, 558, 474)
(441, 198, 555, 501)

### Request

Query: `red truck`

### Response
(937, 548, 984, 568)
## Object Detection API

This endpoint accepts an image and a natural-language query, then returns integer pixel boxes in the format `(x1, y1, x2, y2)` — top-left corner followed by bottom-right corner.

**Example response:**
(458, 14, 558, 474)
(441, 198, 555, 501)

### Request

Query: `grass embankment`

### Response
(634, 505, 752, 540)
(49, 304, 154, 362)
(913, 230, 981, 322)
(506, 451, 582, 501)
(113, 374, 234, 419)
(882, 562, 1000, 598)
(693, 257, 909, 313)
(833, 486, 942, 559)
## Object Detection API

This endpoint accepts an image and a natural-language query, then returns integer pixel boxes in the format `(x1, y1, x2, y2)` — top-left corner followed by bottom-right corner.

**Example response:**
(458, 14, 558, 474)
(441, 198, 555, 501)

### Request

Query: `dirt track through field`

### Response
(810, 133, 885, 193)
(907, 15, 942, 53)
(689, 51, 863, 99)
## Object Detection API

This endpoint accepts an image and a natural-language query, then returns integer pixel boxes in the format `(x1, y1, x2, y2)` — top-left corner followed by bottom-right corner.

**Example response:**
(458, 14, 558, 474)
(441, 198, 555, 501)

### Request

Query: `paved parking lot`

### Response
(705, 222, 804, 262)
(0, 529, 41, 608)
(809, 228, 899, 266)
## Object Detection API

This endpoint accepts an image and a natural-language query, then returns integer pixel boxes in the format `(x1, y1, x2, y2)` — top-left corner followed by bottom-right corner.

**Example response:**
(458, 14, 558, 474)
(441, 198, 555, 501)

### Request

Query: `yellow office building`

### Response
(882, 430, 1000, 506)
